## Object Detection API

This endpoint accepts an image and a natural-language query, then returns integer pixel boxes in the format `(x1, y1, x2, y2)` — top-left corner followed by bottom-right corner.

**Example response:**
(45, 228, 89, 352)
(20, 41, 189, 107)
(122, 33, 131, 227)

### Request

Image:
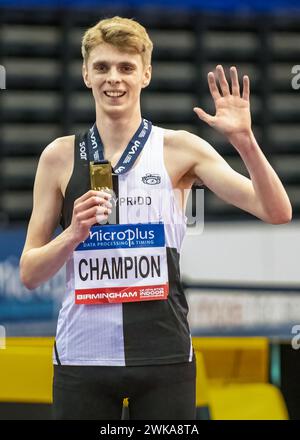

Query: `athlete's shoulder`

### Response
(39, 135, 75, 167)
(162, 127, 208, 152)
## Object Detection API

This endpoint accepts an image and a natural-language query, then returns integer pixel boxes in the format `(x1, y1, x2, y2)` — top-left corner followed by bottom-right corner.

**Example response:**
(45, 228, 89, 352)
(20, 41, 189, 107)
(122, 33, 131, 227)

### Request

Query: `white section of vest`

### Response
(54, 125, 188, 365)
(118, 126, 187, 251)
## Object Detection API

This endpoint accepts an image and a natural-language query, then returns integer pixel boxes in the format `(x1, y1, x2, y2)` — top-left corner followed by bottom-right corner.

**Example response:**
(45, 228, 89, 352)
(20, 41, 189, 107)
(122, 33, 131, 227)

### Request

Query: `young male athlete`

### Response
(20, 17, 292, 420)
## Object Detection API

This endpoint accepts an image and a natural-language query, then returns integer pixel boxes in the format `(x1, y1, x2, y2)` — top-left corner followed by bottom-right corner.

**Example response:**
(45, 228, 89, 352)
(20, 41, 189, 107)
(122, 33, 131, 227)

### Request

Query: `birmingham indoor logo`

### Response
(0, 65, 6, 90)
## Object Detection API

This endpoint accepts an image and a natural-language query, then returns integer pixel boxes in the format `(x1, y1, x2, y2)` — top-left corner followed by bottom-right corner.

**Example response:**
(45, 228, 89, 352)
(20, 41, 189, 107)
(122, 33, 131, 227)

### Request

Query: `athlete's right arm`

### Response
(20, 138, 112, 290)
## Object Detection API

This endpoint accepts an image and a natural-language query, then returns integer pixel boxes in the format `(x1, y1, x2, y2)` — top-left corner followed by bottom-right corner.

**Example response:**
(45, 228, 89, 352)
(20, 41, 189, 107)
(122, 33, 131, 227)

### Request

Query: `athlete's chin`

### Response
(101, 105, 129, 118)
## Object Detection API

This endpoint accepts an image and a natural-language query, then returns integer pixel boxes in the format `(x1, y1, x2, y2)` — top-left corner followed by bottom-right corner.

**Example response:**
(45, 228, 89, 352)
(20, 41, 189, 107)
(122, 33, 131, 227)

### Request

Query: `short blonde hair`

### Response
(81, 16, 153, 67)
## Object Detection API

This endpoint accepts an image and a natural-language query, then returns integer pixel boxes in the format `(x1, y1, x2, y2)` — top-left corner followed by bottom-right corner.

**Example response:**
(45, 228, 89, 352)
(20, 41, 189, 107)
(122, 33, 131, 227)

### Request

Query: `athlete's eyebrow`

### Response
(118, 61, 137, 67)
(92, 61, 109, 68)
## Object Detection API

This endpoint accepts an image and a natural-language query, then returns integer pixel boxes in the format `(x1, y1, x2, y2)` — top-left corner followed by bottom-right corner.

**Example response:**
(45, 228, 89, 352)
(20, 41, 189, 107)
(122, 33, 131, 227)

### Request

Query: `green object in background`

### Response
(270, 343, 281, 388)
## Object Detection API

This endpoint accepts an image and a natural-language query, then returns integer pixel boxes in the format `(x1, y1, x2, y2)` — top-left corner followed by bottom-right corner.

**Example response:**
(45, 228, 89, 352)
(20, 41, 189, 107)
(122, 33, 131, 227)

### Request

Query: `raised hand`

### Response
(194, 65, 252, 144)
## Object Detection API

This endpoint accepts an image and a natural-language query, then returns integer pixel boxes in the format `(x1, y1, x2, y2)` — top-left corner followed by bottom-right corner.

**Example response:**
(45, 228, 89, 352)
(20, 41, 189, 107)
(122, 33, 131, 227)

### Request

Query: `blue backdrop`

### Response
(0, 0, 300, 13)
(0, 228, 64, 336)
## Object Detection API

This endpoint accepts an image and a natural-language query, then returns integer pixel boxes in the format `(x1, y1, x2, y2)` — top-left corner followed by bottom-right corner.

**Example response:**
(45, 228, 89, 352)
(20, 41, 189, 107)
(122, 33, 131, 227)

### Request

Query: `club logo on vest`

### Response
(142, 173, 161, 185)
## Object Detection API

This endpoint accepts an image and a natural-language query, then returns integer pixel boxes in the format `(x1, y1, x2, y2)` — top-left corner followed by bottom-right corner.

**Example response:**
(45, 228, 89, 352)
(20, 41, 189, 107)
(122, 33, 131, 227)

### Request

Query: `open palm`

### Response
(194, 65, 252, 140)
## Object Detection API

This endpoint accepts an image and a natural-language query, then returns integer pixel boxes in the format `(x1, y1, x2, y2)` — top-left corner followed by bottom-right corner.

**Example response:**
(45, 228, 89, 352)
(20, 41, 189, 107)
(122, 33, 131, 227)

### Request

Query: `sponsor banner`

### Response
(0, 228, 64, 335)
(75, 284, 168, 304)
(74, 246, 167, 289)
(186, 289, 300, 337)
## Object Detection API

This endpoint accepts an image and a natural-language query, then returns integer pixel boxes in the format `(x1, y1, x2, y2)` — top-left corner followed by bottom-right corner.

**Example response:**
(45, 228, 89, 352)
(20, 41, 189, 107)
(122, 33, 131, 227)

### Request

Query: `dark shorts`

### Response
(52, 358, 196, 420)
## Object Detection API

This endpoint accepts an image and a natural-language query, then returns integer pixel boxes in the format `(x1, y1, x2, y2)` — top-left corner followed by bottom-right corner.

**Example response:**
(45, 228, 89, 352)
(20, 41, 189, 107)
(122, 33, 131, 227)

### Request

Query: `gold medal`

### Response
(89, 160, 113, 192)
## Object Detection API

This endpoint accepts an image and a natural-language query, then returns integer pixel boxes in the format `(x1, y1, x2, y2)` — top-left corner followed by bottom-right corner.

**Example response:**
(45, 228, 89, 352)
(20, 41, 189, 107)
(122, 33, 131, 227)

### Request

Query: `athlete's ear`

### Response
(142, 65, 152, 89)
(82, 62, 92, 89)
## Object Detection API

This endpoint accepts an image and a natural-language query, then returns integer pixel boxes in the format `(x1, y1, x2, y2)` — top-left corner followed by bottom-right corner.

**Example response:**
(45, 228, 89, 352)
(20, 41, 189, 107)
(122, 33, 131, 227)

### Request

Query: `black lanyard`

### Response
(87, 118, 152, 174)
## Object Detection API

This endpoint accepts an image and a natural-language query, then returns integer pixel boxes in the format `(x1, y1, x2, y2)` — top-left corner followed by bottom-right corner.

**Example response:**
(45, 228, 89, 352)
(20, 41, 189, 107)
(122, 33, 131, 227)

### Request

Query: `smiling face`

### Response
(83, 42, 152, 118)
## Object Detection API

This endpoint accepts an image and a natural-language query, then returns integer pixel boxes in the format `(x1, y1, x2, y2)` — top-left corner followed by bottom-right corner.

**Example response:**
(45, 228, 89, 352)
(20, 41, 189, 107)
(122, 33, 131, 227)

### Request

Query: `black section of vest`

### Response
(54, 341, 61, 366)
(123, 247, 192, 366)
(60, 132, 119, 230)
(112, 173, 119, 224)
(60, 133, 89, 230)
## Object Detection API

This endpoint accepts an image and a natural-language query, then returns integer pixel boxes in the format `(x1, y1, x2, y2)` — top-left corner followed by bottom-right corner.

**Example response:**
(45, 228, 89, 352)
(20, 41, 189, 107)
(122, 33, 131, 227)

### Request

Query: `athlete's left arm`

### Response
(187, 64, 292, 224)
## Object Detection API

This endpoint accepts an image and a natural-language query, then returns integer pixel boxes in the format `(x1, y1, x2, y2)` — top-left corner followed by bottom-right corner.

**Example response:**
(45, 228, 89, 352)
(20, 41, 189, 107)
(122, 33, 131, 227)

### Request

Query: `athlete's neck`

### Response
(95, 112, 142, 157)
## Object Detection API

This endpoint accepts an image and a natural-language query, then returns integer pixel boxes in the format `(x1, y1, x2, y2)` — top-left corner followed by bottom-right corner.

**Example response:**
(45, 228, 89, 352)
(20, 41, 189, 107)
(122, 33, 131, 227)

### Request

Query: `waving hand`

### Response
(194, 65, 252, 145)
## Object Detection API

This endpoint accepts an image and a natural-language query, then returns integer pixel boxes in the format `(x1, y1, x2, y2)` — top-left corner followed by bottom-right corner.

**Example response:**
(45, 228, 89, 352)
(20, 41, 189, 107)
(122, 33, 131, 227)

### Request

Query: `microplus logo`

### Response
(76, 223, 165, 251)
(0, 65, 6, 90)
(89, 226, 155, 247)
